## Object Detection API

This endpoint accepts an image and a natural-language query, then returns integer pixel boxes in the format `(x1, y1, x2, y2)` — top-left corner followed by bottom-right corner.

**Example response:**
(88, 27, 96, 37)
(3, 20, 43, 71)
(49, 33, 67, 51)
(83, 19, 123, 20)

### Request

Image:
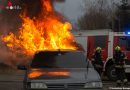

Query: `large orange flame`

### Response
(28, 71, 70, 79)
(2, 0, 77, 55)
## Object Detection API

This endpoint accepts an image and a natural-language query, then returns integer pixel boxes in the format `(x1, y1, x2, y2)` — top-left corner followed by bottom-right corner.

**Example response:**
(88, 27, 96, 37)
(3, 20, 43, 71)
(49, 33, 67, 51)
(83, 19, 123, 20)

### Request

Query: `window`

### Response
(31, 51, 87, 68)
(119, 37, 127, 46)
(94, 36, 106, 48)
(119, 36, 130, 51)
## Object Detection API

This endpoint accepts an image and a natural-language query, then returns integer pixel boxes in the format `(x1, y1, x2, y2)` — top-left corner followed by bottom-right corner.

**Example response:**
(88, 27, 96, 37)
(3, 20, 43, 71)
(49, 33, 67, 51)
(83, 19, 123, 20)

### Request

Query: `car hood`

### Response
(27, 68, 100, 83)
(27, 68, 87, 83)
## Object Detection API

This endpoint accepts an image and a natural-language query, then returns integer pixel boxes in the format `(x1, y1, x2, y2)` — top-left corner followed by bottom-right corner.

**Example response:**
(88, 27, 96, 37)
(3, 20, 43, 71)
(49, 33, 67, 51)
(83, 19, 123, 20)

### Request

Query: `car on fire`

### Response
(18, 50, 102, 90)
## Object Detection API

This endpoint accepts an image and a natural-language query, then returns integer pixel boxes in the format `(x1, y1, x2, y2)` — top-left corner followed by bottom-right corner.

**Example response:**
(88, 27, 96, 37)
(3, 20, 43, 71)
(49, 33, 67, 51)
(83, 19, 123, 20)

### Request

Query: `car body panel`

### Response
(23, 51, 102, 90)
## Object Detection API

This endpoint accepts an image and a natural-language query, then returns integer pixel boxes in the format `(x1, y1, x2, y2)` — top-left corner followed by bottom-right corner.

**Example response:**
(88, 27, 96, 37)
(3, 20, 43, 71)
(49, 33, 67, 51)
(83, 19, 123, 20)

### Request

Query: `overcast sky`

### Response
(54, 0, 123, 24)
(54, 0, 84, 24)
(0, 0, 126, 25)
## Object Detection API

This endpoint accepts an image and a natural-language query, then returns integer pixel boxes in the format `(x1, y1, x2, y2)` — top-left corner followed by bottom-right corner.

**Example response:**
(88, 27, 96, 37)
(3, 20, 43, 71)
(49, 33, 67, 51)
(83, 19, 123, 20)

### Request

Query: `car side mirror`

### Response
(17, 65, 27, 70)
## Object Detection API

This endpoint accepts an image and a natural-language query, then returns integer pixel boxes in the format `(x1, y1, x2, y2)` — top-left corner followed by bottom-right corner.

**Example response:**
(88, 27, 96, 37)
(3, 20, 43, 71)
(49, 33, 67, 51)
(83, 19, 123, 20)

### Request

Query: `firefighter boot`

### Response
(116, 80, 122, 87)
(123, 79, 128, 86)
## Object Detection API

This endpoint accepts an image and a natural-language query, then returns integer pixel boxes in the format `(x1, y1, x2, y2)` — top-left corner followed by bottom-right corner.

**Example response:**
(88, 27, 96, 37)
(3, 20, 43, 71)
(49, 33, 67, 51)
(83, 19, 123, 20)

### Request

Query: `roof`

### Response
(73, 29, 112, 36)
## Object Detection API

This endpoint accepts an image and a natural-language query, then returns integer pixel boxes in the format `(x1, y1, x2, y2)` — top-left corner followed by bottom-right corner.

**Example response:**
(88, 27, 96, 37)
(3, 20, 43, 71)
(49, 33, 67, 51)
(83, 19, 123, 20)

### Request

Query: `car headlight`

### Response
(84, 82, 102, 88)
(31, 82, 47, 89)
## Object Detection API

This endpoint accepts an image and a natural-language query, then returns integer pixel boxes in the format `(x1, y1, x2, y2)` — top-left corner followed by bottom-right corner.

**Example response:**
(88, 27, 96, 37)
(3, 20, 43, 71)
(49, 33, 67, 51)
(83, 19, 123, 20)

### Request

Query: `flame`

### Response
(48, 71, 69, 76)
(28, 71, 70, 79)
(2, 0, 77, 55)
(28, 71, 45, 79)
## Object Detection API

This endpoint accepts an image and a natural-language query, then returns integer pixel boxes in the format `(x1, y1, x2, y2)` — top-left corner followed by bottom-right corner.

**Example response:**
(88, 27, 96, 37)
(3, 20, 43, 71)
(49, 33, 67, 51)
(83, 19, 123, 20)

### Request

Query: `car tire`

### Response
(106, 65, 116, 81)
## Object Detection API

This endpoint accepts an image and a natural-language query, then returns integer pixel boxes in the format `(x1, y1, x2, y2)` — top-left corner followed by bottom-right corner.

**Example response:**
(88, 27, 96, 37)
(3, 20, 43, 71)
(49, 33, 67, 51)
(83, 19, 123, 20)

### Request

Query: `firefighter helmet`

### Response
(115, 46, 121, 51)
(96, 47, 102, 52)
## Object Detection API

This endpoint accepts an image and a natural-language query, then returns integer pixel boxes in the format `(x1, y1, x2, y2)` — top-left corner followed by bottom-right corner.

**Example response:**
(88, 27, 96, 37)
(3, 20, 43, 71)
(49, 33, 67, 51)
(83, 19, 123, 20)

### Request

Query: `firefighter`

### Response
(92, 47, 103, 76)
(113, 46, 128, 86)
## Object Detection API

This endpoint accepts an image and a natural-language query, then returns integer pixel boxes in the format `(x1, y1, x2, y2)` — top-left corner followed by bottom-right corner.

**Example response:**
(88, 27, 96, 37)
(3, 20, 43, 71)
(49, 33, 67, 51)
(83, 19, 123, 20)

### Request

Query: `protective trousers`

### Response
(115, 67, 127, 84)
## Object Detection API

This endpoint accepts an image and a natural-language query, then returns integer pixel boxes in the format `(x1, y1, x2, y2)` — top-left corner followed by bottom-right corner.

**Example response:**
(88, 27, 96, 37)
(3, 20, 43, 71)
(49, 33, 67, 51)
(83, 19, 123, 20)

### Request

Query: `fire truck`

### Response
(74, 29, 130, 80)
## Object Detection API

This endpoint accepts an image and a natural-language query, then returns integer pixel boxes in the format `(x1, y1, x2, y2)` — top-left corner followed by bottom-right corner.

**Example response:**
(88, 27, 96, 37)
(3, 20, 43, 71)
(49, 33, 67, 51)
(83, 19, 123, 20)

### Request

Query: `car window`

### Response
(31, 51, 87, 68)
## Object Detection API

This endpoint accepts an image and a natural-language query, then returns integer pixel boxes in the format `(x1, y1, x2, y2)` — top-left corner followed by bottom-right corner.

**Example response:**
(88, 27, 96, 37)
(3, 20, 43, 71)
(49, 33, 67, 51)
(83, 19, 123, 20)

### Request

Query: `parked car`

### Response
(18, 50, 102, 90)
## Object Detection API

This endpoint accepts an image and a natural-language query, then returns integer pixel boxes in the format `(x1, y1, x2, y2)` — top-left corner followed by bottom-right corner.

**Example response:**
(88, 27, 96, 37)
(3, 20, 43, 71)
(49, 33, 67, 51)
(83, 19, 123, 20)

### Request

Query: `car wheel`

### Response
(106, 65, 116, 81)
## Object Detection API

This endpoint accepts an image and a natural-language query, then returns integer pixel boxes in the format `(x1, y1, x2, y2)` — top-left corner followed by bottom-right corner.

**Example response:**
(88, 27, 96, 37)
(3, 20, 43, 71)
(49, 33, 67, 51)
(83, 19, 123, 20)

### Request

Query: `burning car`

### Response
(18, 50, 102, 90)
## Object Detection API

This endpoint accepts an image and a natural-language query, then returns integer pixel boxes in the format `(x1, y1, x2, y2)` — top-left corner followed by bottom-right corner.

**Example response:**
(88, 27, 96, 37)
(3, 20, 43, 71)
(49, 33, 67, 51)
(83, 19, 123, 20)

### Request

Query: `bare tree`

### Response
(78, 0, 116, 30)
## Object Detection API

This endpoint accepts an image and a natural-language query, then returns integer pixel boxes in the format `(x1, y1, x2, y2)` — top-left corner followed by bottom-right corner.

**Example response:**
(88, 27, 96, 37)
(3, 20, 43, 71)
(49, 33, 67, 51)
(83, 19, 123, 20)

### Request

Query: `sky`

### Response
(54, 0, 122, 25)
(0, 0, 125, 26)
(54, 0, 84, 23)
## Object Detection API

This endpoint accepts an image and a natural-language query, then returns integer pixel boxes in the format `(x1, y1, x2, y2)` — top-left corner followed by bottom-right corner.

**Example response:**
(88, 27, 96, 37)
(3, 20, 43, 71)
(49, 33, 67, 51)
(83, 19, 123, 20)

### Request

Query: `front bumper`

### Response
(24, 88, 103, 90)
(24, 83, 102, 90)
(38, 88, 103, 90)
(25, 88, 102, 90)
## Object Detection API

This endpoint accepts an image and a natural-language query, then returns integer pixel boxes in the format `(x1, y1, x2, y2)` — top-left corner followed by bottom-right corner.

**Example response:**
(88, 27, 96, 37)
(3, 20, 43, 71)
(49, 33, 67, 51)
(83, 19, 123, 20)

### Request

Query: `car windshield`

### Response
(31, 51, 87, 68)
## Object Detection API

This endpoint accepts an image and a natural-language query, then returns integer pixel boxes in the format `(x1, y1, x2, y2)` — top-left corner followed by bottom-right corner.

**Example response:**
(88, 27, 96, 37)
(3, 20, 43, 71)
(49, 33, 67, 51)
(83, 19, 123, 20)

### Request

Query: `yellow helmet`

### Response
(115, 46, 121, 51)
(96, 47, 102, 51)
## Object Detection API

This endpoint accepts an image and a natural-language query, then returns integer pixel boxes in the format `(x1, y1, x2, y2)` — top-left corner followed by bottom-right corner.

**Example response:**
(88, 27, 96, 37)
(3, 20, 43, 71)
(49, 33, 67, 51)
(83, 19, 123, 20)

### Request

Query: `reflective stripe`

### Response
(115, 65, 124, 68)
(115, 65, 121, 68)
(123, 79, 128, 82)
(117, 80, 121, 83)
(124, 57, 127, 59)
